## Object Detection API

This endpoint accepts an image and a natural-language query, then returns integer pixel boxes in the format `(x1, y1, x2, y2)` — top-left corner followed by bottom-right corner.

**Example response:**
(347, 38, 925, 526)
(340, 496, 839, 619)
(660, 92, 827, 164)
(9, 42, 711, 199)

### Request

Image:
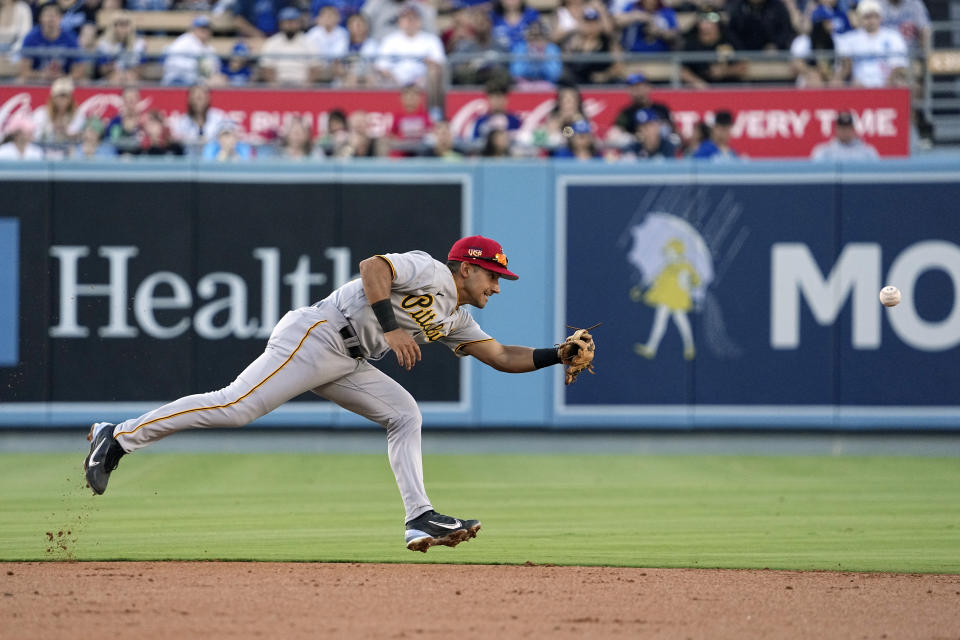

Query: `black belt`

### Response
(339, 324, 364, 360)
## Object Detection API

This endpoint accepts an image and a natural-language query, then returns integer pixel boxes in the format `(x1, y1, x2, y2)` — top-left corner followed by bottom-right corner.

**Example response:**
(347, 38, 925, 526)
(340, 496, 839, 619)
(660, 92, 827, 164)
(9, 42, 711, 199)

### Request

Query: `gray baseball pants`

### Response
(111, 302, 433, 522)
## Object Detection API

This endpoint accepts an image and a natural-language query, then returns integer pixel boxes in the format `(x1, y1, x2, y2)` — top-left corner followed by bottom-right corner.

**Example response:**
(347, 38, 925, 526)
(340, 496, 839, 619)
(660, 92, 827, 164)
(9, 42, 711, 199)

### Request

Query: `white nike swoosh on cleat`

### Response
(427, 519, 462, 529)
(87, 439, 106, 467)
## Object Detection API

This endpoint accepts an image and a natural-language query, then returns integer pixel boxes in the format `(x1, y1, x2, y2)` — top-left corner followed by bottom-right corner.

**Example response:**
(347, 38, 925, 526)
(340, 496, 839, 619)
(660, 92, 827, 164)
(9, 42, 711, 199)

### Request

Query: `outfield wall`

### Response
(1, 158, 958, 430)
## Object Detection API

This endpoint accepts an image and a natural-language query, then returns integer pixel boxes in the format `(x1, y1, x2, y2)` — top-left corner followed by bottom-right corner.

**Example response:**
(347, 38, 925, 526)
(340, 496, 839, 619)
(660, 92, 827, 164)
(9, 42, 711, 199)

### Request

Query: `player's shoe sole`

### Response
(404, 510, 482, 553)
(83, 422, 124, 495)
(406, 522, 481, 553)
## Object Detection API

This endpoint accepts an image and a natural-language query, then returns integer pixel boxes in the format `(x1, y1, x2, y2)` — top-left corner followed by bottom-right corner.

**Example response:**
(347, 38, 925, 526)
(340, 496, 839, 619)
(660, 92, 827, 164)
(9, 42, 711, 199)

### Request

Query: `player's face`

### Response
(464, 264, 501, 308)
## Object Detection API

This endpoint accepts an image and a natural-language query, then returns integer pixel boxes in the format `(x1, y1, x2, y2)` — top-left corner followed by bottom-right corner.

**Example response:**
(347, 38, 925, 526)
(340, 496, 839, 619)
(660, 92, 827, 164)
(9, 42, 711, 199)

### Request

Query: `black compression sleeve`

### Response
(532, 347, 561, 369)
(371, 299, 399, 333)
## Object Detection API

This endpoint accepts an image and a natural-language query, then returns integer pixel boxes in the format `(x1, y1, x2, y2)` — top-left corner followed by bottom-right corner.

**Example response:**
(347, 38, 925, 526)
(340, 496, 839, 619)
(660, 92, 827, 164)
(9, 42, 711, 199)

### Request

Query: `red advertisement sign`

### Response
(449, 86, 911, 157)
(0, 85, 910, 158)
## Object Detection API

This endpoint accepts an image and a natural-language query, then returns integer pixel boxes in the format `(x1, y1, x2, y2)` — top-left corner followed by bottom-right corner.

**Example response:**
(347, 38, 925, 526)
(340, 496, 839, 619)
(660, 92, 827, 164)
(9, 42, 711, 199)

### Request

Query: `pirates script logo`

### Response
(401, 294, 445, 341)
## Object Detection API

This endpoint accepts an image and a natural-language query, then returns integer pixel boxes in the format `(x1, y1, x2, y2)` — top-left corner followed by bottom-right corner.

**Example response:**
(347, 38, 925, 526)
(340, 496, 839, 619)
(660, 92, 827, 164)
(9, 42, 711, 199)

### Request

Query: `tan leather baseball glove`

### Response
(558, 324, 599, 385)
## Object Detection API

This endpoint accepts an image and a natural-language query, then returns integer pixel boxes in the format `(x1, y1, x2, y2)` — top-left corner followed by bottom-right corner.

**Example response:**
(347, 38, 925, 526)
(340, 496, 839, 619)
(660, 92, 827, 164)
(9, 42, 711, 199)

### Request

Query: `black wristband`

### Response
(532, 347, 561, 369)
(371, 299, 400, 333)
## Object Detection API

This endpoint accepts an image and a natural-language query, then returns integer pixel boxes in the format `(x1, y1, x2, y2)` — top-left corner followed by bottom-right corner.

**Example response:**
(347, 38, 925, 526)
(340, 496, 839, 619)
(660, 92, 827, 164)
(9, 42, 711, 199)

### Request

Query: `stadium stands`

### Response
(2, 0, 957, 152)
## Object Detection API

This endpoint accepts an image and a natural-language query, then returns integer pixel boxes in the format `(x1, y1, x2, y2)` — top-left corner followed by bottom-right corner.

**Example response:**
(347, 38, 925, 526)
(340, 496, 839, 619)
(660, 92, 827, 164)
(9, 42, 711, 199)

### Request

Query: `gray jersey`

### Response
(324, 250, 492, 360)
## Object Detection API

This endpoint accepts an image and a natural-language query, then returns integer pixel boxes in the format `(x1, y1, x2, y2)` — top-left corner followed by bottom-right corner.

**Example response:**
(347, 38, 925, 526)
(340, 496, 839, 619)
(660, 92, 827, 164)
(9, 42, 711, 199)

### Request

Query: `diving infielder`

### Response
(84, 235, 572, 552)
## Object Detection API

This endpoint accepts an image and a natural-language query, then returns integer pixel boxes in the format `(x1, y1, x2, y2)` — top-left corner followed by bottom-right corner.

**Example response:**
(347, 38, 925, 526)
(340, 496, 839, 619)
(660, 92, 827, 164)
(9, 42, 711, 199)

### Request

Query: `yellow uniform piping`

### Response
(375, 255, 397, 280)
(454, 337, 495, 353)
(115, 320, 328, 437)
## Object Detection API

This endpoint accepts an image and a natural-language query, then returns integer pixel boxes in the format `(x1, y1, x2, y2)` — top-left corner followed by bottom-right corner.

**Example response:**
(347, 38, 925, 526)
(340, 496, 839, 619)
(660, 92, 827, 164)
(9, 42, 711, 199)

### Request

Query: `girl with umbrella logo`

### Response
(630, 234, 704, 360)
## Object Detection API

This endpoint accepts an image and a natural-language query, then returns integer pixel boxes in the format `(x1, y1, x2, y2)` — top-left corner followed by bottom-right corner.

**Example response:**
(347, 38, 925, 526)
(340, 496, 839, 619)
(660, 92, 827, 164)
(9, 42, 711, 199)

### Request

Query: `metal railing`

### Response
(926, 20, 960, 143)
(5, 39, 952, 144)
(0, 45, 926, 89)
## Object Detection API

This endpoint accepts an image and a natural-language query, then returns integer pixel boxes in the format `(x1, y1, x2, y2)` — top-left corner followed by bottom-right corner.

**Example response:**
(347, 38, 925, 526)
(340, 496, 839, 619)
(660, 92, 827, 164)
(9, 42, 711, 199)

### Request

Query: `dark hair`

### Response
(485, 76, 511, 96)
(492, 0, 528, 16)
(551, 82, 584, 118)
(38, 1, 62, 13)
(694, 121, 711, 141)
(482, 128, 511, 157)
(810, 20, 835, 51)
(186, 84, 211, 120)
(714, 110, 733, 126)
(525, 19, 547, 38)
(328, 108, 347, 127)
(566, 133, 596, 156)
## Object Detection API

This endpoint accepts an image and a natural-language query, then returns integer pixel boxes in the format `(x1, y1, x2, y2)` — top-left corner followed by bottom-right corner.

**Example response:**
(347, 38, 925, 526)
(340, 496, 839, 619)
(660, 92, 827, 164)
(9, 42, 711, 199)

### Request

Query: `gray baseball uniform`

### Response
(109, 251, 493, 522)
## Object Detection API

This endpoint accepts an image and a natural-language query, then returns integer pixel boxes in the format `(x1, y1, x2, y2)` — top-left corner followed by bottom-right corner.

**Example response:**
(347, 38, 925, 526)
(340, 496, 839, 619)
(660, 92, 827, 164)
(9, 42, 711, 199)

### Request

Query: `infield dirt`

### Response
(1, 562, 958, 639)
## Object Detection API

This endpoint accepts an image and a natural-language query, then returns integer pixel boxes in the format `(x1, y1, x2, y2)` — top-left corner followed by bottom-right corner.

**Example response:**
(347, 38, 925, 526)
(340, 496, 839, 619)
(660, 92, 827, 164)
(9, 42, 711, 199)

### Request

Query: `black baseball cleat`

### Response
(83, 422, 126, 495)
(404, 510, 481, 553)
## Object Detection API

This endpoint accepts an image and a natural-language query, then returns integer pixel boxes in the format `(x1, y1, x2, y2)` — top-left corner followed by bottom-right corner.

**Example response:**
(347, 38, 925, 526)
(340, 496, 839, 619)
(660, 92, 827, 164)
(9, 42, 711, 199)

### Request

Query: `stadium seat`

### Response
(929, 49, 960, 75)
(97, 10, 233, 35)
(526, 0, 560, 11)
(143, 35, 259, 57)
(0, 58, 16, 79)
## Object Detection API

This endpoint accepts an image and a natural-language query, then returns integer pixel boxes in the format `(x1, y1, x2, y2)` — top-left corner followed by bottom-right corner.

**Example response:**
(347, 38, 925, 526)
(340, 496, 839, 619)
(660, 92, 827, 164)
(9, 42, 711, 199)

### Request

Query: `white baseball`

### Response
(879, 285, 901, 307)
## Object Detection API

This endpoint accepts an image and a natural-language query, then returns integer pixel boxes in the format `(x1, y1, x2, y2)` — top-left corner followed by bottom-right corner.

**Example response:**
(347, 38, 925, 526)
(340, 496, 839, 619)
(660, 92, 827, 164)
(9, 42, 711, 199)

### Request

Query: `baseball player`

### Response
(83, 235, 581, 553)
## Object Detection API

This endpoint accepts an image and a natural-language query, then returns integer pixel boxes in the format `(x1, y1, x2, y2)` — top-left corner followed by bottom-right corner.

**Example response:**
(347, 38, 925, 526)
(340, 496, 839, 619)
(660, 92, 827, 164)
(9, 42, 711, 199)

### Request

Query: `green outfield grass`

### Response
(0, 453, 958, 572)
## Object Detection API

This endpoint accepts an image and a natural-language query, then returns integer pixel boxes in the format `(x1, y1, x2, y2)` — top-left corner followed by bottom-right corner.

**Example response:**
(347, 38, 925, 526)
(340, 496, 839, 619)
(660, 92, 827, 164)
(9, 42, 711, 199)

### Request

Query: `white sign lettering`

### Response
(48, 246, 351, 340)
(771, 241, 960, 351)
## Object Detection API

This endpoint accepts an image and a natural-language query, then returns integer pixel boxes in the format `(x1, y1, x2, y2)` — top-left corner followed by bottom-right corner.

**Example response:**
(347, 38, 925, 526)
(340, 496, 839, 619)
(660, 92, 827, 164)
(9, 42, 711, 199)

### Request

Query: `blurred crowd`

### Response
(0, 0, 931, 90)
(0, 69, 883, 161)
(0, 0, 929, 160)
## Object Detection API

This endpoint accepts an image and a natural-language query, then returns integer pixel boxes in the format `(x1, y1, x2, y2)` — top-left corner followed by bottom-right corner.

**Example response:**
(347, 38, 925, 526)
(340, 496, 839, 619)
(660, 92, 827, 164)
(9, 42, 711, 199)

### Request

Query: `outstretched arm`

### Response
(461, 339, 559, 373)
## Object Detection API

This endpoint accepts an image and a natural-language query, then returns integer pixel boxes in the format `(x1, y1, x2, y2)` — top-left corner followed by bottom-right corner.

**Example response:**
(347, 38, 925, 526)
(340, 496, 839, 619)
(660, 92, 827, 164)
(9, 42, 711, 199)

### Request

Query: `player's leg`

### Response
(115, 309, 356, 451)
(84, 306, 359, 494)
(312, 364, 481, 552)
(313, 362, 431, 520)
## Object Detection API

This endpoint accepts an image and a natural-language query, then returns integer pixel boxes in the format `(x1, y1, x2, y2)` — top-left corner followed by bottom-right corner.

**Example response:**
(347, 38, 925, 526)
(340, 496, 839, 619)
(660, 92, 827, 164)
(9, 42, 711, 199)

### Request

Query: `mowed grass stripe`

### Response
(0, 453, 957, 572)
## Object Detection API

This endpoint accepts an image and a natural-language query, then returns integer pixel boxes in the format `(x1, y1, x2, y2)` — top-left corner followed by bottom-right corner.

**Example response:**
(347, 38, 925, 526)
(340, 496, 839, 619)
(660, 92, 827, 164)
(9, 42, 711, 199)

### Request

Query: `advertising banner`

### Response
(1, 179, 464, 408)
(560, 177, 960, 416)
(447, 87, 911, 158)
(0, 85, 910, 158)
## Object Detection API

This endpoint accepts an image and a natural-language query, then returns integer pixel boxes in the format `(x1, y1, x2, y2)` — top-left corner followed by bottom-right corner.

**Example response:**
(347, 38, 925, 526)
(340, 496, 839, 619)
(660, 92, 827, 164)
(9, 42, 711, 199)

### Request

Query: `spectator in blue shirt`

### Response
(809, 0, 850, 36)
(202, 120, 254, 160)
(692, 110, 740, 160)
(221, 40, 254, 84)
(615, 0, 679, 53)
(471, 78, 522, 141)
(309, 0, 365, 24)
(56, 0, 97, 37)
(509, 19, 561, 84)
(17, 1, 86, 82)
(491, 0, 539, 50)
(628, 108, 678, 159)
(216, 0, 288, 38)
(74, 117, 118, 159)
(552, 118, 601, 160)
